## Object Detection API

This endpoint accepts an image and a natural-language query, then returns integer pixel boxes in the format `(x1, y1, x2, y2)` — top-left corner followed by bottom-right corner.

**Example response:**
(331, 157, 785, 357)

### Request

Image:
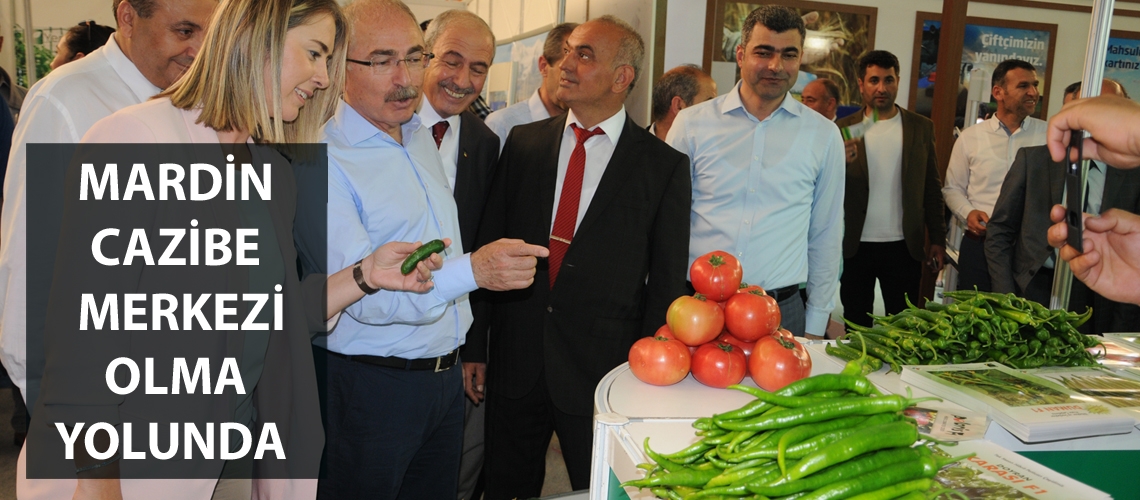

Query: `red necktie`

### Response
(548, 123, 605, 288)
(431, 121, 450, 149)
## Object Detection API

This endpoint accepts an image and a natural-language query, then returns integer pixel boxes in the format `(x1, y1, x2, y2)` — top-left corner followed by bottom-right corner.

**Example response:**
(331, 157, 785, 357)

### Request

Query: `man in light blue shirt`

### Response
(667, 5, 844, 339)
(294, 2, 547, 498)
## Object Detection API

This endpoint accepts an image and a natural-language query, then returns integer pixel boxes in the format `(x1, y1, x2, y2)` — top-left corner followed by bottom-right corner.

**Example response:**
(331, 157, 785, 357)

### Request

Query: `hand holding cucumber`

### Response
(367, 239, 451, 293)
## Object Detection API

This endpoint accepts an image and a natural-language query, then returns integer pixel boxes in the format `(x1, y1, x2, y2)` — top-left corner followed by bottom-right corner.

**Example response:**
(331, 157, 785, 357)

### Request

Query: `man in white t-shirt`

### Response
(835, 50, 945, 326)
(942, 59, 1046, 292)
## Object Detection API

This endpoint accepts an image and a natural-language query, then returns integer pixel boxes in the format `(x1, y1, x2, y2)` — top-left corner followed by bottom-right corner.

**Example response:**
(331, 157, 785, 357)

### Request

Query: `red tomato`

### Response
(749, 335, 812, 391)
(737, 282, 764, 295)
(774, 328, 794, 340)
(656, 324, 696, 353)
(690, 251, 743, 302)
(666, 295, 725, 346)
(717, 331, 755, 357)
(724, 290, 781, 342)
(628, 335, 691, 386)
(691, 342, 748, 388)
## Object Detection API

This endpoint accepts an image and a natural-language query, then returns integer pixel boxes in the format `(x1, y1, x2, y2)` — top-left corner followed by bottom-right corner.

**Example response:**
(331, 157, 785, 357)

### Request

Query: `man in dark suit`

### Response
(836, 50, 946, 326)
(417, 10, 499, 500)
(986, 80, 1140, 332)
(474, 16, 691, 499)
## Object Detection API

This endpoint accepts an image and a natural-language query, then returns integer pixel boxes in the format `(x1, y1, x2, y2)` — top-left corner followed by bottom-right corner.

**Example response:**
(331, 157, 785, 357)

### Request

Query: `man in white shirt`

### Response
(475, 17, 690, 498)
(483, 22, 577, 152)
(943, 59, 1046, 292)
(0, 0, 216, 412)
(668, 5, 844, 339)
(649, 64, 718, 141)
(801, 78, 839, 121)
(835, 51, 945, 326)
(416, 10, 499, 500)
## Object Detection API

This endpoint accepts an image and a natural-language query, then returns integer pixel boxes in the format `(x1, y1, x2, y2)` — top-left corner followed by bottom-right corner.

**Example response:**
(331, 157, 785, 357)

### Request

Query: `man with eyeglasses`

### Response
(415, 9, 499, 500)
(301, 1, 547, 498)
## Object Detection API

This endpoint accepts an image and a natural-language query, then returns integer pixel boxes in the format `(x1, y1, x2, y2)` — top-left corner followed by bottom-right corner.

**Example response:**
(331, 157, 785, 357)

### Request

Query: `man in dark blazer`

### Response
(986, 79, 1140, 333)
(418, 10, 500, 500)
(836, 50, 946, 326)
(986, 145, 1140, 332)
(473, 16, 690, 499)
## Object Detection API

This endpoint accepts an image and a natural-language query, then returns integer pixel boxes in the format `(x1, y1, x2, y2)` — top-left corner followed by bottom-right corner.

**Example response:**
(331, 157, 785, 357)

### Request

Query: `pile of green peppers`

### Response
(830, 290, 1102, 372)
(622, 358, 971, 500)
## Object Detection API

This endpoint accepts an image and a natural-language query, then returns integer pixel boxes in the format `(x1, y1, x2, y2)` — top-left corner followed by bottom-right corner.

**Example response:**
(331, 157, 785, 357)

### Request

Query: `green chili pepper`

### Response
(621, 465, 725, 489)
(784, 421, 919, 482)
(720, 395, 931, 432)
(845, 478, 934, 500)
(792, 455, 938, 500)
(747, 446, 928, 497)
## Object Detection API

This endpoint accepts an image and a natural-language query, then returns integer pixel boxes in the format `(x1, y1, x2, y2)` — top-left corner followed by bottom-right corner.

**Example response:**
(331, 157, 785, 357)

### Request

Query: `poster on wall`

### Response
(1106, 31, 1140, 100)
(483, 31, 549, 110)
(703, 0, 876, 106)
(909, 13, 1056, 123)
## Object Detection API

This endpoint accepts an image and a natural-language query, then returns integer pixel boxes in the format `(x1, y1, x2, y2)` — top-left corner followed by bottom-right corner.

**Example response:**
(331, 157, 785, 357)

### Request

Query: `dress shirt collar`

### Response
(105, 35, 163, 102)
(564, 106, 626, 142)
(336, 98, 423, 147)
(720, 81, 802, 122)
(987, 115, 1027, 137)
(528, 89, 552, 121)
(417, 99, 461, 132)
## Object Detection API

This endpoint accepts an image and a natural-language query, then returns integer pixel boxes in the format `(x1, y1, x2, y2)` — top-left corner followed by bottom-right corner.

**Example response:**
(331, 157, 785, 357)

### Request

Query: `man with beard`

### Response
(415, 9, 499, 500)
(835, 50, 945, 326)
(0, 0, 216, 415)
(943, 59, 1045, 292)
(668, 5, 844, 339)
(307, 1, 546, 497)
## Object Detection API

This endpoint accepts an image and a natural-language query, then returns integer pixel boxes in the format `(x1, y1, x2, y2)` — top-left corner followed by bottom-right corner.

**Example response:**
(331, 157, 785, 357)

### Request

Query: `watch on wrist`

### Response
(352, 259, 380, 295)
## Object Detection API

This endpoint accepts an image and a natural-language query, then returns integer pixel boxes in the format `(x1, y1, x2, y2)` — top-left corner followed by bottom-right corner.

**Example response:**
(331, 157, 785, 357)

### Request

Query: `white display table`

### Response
(586, 340, 1139, 500)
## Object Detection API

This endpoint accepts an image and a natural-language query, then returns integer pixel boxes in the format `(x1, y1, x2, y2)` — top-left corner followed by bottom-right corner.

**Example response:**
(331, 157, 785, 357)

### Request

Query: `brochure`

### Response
(901, 362, 1135, 442)
(903, 405, 988, 441)
(932, 440, 1111, 499)
(1023, 365, 1140, 423)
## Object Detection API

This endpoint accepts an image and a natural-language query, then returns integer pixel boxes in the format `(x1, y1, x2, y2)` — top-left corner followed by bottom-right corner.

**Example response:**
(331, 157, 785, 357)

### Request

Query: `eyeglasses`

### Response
(346, 52, 434, 75)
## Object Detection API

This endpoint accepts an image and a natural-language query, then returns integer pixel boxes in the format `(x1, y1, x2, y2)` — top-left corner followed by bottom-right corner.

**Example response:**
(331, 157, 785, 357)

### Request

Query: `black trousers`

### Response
(957, 234, 992, 292)
(840, 240, 922, 328)
(317, 352, 465, 500)
(483, 369, 594, 499)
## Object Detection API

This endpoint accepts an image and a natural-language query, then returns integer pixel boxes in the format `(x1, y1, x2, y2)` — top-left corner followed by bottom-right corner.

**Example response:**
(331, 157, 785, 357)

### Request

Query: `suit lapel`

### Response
(454, 112, 475, 204)
(536, 116, 567, 242)
(575, 116, 641, 238)
(899, 108, 916, 184)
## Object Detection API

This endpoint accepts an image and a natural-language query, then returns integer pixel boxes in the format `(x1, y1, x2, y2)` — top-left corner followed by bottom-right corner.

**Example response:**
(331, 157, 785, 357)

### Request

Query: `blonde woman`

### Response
(19, 0, 395, 499)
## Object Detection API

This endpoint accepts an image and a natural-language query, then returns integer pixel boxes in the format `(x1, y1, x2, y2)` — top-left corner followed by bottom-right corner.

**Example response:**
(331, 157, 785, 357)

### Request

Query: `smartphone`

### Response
(1064, 130, 1085, 252)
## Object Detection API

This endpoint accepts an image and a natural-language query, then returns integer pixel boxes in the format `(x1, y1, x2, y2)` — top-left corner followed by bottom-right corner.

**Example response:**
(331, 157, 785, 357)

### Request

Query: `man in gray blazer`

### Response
(986, 80, 1140, 332)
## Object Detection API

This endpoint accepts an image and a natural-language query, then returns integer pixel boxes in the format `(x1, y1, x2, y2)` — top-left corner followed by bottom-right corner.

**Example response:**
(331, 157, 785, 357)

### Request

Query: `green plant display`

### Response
(13, 28, 55, 87)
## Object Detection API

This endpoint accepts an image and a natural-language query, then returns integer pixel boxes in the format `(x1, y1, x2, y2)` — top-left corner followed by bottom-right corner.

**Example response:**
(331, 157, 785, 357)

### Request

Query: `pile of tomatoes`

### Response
(628, 251, 812, 391)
